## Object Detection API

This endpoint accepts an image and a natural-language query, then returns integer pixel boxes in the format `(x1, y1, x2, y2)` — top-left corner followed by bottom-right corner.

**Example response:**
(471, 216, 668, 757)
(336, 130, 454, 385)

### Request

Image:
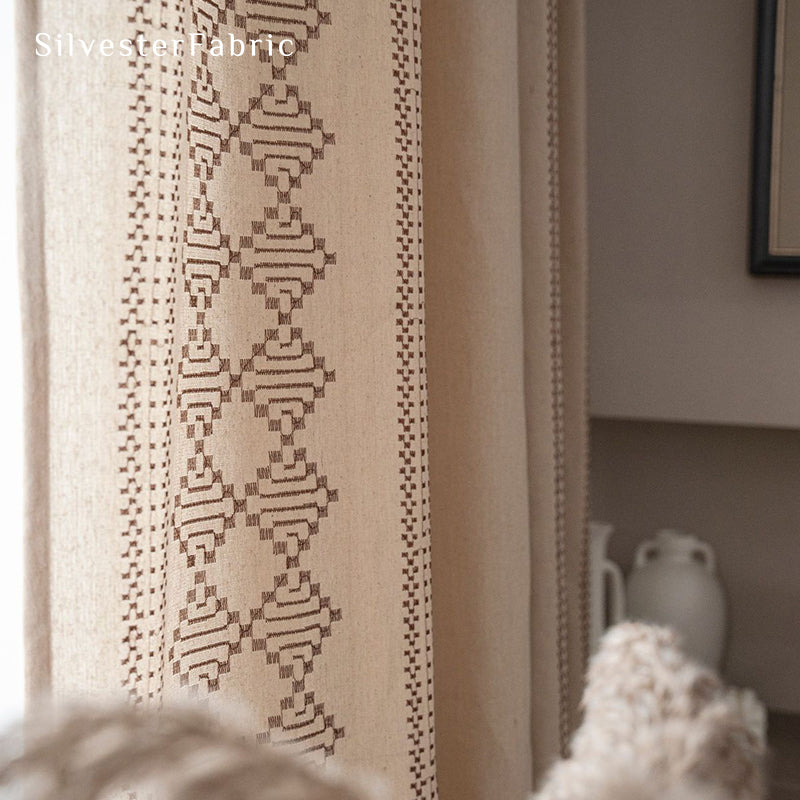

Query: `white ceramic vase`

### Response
(589, 522, 626, 654)
(626, 529, 726, 669)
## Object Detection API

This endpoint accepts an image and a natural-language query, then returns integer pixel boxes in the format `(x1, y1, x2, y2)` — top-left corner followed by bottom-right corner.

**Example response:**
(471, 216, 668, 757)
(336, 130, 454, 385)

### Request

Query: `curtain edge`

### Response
(17, 0, 52, 701)
(558, 0, 591, 742)
(520, 0, 590, 780)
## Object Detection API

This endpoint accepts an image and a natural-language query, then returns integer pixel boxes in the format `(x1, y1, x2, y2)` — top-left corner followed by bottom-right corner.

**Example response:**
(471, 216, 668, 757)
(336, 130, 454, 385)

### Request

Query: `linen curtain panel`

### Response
(18, 0, 588, 799)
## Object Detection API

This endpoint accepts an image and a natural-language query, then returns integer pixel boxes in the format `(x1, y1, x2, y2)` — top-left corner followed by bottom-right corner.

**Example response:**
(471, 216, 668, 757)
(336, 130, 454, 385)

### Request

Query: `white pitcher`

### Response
(627, 529, 726, 669)
(589, 522, 626, 654)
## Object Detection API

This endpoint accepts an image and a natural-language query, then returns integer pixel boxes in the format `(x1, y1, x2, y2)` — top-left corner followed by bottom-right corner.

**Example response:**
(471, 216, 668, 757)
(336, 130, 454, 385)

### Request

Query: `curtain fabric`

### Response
(19, 1, 588, 799)
(22, 1, 435, 796)
(424, 0, 588, 795)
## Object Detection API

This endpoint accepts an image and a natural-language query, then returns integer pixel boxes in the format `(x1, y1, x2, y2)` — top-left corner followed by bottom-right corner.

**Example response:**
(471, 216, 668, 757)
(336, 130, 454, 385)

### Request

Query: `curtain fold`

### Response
(519, 0, 590, 774)
(424, 0, 589, 795)
(423, 2, 533, 799)
(20, 1, 588, 798)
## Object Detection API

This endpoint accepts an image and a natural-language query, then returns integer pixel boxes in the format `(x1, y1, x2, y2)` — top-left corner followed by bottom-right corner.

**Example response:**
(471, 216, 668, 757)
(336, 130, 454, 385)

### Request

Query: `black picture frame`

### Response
(750, 0, 800, 275)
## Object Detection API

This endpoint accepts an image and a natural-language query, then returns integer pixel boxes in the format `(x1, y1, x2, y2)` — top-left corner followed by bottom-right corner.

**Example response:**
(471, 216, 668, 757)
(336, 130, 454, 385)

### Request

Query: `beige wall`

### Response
(587, 0, 800, 428)
(590, 418, 800, 713)
(586, 0, 800, 713)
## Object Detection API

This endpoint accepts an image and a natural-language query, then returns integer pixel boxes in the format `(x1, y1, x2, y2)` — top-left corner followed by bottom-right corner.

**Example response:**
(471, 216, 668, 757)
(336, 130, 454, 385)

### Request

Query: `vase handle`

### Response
(634, 541, 659, 569)
(692, 541, 716, 572)
(604, 559, 626, 624)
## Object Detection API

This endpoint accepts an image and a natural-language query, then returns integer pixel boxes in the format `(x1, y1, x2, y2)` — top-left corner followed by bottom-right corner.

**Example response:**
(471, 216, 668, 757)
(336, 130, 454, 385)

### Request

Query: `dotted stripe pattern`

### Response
(390, 1, 437, 797)
(120, 0, 185, 706)
(545, 0, 583, 757)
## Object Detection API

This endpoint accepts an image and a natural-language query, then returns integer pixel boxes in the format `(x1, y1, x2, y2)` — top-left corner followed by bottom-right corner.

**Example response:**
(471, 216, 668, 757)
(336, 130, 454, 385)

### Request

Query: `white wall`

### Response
(587, 0, 800, 429)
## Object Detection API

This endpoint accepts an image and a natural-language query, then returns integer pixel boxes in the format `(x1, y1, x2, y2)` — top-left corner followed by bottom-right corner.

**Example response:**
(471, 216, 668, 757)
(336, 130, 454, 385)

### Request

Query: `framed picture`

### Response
(751, 0, 800, 274)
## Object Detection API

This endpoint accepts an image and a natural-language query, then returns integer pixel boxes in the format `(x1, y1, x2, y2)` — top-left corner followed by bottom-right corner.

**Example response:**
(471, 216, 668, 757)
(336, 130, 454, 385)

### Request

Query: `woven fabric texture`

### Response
(20, 2, 588, 799)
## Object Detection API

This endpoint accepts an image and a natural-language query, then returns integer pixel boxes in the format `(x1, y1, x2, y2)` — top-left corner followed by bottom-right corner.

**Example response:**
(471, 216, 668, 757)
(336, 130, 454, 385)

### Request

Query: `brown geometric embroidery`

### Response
(120, 0, 435, 782)
(390, 1, 437, 797)
(233, 0, 331, 53)
(169, 0, 341, 757)
(170, 571, 243, 693)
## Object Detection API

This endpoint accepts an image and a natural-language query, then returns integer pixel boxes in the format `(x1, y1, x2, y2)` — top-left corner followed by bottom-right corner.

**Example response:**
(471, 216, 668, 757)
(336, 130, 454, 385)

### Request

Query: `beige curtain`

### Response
(18, 0, 588, 798)
(425, 0, 589, 795)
